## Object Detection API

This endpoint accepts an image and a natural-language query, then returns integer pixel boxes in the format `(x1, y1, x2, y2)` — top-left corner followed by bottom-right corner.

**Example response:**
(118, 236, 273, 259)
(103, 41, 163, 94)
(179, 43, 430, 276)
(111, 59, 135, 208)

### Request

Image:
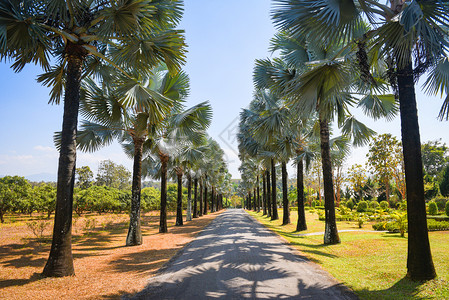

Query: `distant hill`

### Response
(25, 173, 56, 183)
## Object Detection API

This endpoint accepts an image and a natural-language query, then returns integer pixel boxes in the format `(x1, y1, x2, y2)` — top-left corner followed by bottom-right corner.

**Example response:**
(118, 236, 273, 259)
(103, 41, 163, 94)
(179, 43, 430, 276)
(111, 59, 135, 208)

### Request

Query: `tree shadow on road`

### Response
(123, 210, 355, 300)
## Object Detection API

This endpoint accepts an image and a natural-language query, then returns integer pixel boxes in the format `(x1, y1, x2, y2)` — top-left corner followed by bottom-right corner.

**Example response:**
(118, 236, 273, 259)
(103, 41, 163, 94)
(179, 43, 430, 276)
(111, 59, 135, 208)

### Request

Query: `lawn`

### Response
(247, 208, 449, 300)
(0, 211, 222, 299)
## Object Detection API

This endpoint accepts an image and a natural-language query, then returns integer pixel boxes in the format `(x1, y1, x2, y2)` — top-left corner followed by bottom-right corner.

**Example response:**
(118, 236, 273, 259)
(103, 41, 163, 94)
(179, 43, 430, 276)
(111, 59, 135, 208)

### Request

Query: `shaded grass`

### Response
(248, 209, 449, 300)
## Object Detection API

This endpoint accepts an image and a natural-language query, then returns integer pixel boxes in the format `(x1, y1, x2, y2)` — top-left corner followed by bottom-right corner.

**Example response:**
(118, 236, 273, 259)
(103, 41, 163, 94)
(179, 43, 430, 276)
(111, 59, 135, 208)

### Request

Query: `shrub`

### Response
(346, 199, 354, 210)
(369, 201, 379, 209)
(380, 201, 389, 210)
(398, 201, 407, 211)
(446, 201, 449, 217)
(356, 201, 368, 212)
(83, 217, 97, 235)
(427, 219, 449, 231)
(356, 214, 366, 228)
(433, 197, 448, 211)
(428, 201, 438, 215)
(26, 219, 50, 242)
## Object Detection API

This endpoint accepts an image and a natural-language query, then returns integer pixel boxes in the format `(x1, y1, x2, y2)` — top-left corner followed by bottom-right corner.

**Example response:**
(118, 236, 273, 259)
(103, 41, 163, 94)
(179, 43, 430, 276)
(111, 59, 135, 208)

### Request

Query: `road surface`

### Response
(130, 209, 358, 299)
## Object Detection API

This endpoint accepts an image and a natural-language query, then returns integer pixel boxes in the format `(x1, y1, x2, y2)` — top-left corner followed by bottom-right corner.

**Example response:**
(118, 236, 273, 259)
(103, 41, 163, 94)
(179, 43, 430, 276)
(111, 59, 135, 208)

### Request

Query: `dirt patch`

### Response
(0, 211, 222, 299)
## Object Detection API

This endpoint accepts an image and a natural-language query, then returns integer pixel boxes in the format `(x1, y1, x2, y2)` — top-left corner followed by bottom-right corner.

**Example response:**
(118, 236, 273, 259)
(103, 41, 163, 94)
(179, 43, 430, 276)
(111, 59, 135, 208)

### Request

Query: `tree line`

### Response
(237, 0, 448, 281)
(0, 0, 232, 278)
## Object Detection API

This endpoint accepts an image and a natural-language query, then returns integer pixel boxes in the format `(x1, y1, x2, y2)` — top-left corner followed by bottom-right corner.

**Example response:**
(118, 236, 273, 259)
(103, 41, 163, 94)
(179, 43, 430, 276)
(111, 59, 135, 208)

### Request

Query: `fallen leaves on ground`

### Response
(0, 211, 222, 299)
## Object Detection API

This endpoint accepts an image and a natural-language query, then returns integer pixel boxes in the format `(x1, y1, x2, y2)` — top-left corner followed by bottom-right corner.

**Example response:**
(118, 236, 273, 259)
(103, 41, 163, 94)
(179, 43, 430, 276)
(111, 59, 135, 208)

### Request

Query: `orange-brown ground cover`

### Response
(0, 211, 222, 299)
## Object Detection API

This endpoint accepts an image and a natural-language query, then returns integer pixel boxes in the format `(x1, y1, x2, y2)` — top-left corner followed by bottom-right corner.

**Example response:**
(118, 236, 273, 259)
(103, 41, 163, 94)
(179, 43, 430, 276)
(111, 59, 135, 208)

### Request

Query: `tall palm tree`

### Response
(172, 144, 208, 224)
(0, 0, 186, 277)
(72, 67, 188, 246)
(250, 90, 297, 225)
(253, 32, 392, 244)
(151, 102, 212, 233)
(272, 0, 447, 280)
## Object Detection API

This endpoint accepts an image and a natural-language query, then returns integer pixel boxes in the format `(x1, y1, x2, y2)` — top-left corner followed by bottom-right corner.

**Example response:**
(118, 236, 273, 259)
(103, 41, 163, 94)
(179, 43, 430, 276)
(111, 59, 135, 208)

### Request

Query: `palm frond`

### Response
(357, 93, 398, 121)
(340, 115, 376, 147)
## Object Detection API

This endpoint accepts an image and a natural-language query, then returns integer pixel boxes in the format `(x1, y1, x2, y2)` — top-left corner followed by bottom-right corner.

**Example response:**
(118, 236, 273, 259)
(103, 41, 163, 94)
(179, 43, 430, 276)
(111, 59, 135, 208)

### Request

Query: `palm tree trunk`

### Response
(176, 170, 183, 226)
(296, 159, 307, 231)
(193, 178, 198, 218)
(282, 161, 290, 225)
(253, 188, 256, 211)
(319, 117, 340, 245)
(256, 175, 260, 213)
(203, 181, 208, 215)
(397, 59, 436, 280)
(43, 51, 86, 277)
(159, 156, 169, 233)
(126, 137, 144, 246)
(262, 173, 267, 215)
(271, 158, 279, 220)
(266, 170, 272, 218)
(186, 174, 192, 221)
(199, 179, 203, 217)
(211, 186, 215, 213)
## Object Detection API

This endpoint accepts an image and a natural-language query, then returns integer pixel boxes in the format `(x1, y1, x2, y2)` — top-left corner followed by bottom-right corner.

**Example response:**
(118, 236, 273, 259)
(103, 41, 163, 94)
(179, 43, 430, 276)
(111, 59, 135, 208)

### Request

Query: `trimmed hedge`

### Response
(373, 219, 449, 232)
(428, 201, 438, 215)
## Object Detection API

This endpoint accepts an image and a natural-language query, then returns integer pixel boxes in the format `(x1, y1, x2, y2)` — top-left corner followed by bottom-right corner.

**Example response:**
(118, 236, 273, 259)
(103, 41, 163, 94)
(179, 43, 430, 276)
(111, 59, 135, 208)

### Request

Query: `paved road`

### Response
(131, 209, 358, 299)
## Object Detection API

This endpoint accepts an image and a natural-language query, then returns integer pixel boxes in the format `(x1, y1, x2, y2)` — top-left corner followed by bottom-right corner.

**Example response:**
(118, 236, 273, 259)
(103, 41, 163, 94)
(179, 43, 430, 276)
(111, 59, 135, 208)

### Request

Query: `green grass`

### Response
(248, 209, 449, 300)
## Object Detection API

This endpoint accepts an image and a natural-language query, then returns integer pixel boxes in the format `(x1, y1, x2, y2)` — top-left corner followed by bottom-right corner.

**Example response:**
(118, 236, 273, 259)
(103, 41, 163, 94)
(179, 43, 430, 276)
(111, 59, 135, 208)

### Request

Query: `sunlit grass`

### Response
(248, 208, 449, 299)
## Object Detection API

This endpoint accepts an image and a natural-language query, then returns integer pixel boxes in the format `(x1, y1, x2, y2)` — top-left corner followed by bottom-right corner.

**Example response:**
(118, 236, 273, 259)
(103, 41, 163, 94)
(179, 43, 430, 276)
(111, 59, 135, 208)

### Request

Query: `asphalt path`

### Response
(130, 209, 358, 299)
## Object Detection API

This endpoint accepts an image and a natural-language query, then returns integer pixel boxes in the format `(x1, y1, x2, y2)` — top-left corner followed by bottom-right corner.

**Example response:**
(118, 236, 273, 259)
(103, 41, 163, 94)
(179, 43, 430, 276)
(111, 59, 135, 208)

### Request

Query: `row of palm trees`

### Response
(0, 0, 232, 278)
(238, 0, 448, 281)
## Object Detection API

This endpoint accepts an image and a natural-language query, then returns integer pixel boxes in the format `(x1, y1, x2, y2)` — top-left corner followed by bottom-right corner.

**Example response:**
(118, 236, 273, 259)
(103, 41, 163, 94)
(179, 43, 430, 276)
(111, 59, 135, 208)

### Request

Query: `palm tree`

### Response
(151, 102, 212, 233)
(0, 0, 186, 277)
(272, 0, 447, 280)
(172, 144, 208, 225)
(73, 67, 188, 246)
(253, 32, 392, 244)
(250, 90, 297, 225)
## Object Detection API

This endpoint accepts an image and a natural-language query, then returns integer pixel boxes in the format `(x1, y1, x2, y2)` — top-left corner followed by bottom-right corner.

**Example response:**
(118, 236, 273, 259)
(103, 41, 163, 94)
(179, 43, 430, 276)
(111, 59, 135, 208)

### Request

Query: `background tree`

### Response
(440, 165, 449, 197)
(95, 160, 131, 190)
(421, 140, 448, 179)
(0, 176, 31, 223)
(76, 166, 93, 190)
(347, 164, 368, 202)
(367, 134, 403, 202)
(34, 183, 57, 218)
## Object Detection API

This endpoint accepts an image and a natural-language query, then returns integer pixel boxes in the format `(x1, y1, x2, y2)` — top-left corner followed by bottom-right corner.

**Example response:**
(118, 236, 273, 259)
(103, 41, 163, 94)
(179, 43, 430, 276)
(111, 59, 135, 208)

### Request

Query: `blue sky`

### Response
(0, 0, 448, 181)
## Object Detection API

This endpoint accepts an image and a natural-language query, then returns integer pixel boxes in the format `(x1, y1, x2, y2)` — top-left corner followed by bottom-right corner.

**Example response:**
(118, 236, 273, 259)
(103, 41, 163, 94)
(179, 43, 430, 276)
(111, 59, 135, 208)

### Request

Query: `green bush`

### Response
(346, 199, 354, 210)
(427, 219, 449, 231)
(372, 221, 401, 232)
(428, 201, 438, 215)
(380, 201, 389, 210)
(369, 201, 379, 209)
(446, 201, 449, 217)
(434, 197, 448, 211)
(141, 187, 160, 211)
(374, 218, 449, 232)
(356, 201, 368, 212)
(336, 214, 353, 221)
(398, 201, 407, 211)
